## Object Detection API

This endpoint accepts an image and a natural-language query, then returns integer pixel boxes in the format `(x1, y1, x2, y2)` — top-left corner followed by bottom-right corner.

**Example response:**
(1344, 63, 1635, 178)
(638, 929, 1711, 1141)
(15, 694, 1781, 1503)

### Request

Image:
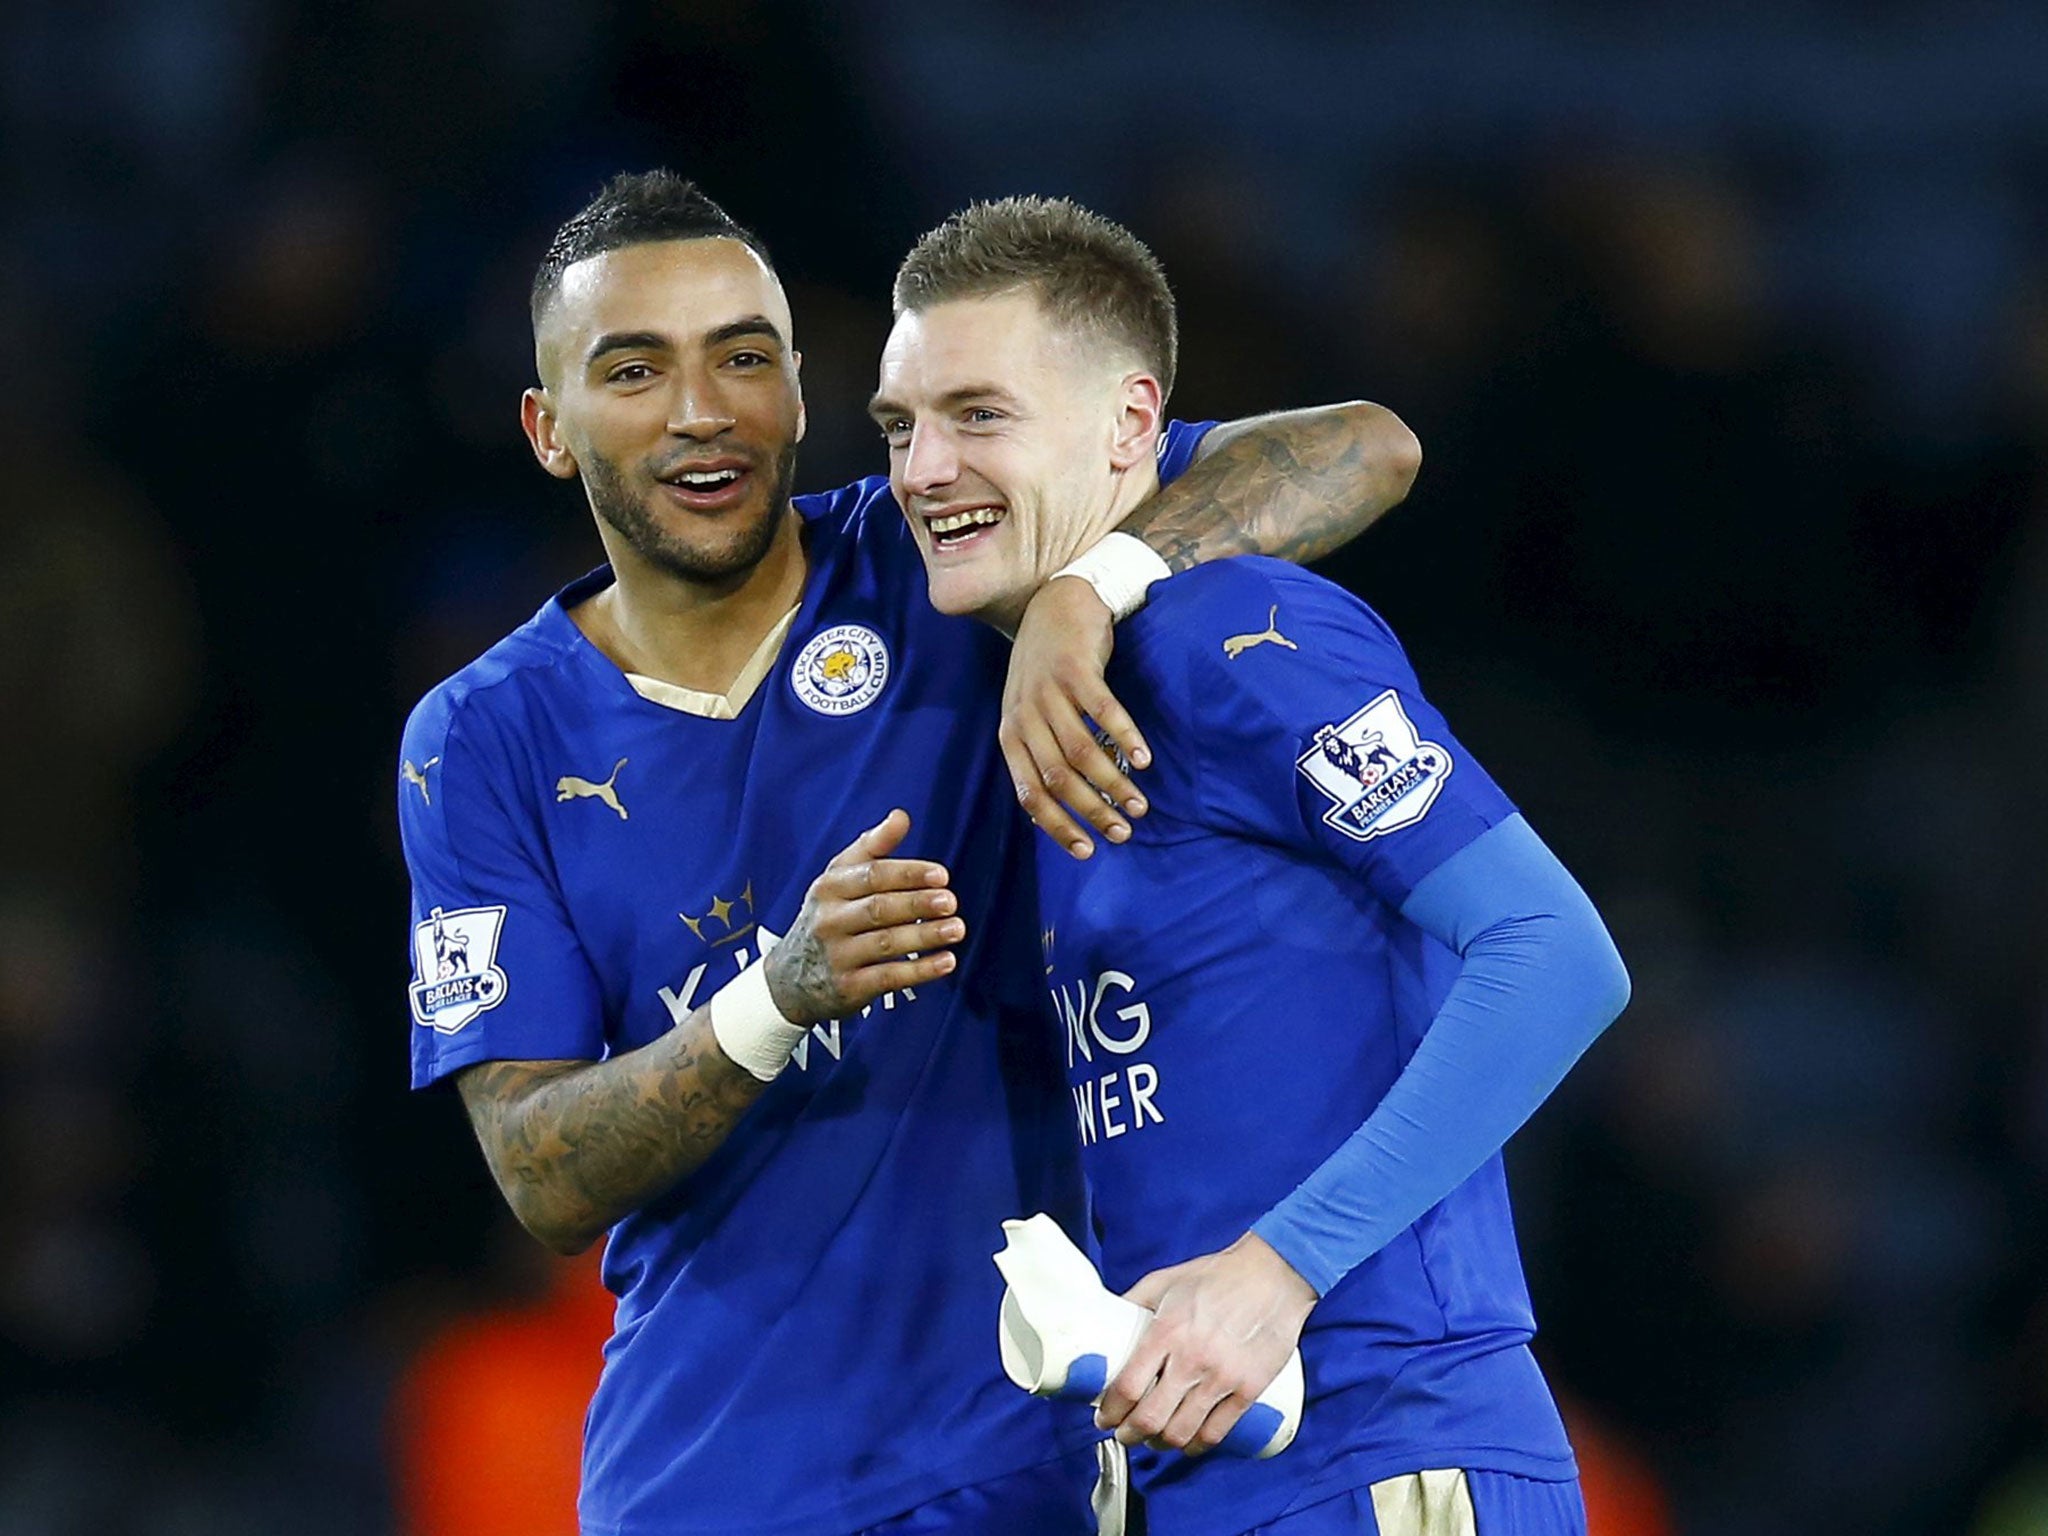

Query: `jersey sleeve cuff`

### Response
(410, 1025, 601, 1091)
(1250, 1206, 1350, 1300)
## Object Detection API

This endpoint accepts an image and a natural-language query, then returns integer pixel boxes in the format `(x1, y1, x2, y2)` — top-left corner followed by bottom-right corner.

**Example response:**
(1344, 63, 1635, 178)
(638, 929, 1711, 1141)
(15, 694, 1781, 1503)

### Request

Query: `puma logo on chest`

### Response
(556, 757, 630, 820)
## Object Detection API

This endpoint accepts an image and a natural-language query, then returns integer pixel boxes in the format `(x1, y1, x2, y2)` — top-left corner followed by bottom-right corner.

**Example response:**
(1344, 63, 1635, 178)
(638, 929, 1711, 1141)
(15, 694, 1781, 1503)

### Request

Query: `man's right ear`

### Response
(521, 388, 580, 480)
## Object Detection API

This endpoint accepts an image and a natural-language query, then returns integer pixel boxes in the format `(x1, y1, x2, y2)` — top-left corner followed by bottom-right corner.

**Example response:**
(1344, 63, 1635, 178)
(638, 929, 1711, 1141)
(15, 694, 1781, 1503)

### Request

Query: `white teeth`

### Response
(677, 469, 740, 486)
(929, 508, 1004, 536)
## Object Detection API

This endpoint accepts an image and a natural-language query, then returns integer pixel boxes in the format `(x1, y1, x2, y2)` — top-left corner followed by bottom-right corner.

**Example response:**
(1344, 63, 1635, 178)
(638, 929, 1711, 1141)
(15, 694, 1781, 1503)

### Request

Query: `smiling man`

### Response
(397, 172, 1426, 1536)
(876, 265, 1175, 632)
(875, 197, 1631, 1536)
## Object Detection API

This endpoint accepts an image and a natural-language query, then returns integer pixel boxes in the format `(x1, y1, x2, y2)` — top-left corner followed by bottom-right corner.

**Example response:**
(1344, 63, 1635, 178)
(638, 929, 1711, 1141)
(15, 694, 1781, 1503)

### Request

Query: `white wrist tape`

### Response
(1051, 532, 1172, 622)
(707, 960, 808, 1081)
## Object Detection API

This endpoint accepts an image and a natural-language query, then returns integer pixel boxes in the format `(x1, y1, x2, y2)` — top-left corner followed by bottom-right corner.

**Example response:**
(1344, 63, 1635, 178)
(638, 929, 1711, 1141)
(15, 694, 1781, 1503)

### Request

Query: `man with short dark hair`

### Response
(398, 170, 1423, 1535)
(876, 195, 1629, 1535)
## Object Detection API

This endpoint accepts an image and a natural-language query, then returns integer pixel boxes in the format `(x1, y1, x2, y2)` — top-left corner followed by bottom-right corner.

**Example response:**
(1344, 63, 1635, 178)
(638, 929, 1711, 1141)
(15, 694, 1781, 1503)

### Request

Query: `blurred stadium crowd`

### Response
(4, 2, 2048, 1533)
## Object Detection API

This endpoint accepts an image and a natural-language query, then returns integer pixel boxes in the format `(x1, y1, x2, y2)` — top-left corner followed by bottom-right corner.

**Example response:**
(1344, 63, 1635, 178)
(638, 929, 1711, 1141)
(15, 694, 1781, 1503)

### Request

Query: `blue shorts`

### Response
(1242, 1471, 1586, 1535)
(855, 1445, 1096, 1535)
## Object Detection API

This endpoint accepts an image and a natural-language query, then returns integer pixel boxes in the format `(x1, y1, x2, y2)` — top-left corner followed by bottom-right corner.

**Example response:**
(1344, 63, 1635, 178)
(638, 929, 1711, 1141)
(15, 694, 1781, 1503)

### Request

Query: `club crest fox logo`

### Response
(1223, 606, 1297, 659)
(556, 758, 629, 820)
(791, 624, 890, 715)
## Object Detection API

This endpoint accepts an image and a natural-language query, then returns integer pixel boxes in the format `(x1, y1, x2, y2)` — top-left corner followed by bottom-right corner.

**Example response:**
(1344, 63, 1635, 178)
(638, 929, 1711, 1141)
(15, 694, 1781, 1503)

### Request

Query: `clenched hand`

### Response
(1096, 1233, 1317, 1456)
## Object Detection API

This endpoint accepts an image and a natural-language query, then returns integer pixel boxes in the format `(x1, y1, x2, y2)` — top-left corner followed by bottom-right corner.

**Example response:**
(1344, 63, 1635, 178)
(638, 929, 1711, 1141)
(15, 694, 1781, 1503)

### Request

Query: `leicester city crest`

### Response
(1295, 690, 1453, 842)
(790, 623, 890, 716)
(409, 904, 509, 1034)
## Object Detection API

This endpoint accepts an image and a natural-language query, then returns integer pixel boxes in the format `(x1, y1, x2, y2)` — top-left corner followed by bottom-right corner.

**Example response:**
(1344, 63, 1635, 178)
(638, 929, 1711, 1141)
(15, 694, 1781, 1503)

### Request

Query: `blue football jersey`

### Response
(397, 423, 1213, 1535)
(1035, 557, 1577, 1536)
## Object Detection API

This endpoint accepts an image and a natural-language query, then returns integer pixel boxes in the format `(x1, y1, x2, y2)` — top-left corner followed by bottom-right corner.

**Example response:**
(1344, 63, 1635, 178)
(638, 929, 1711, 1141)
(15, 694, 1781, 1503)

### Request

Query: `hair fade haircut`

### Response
(530, 169, 774, 328)
(892, 196, 1177, 400)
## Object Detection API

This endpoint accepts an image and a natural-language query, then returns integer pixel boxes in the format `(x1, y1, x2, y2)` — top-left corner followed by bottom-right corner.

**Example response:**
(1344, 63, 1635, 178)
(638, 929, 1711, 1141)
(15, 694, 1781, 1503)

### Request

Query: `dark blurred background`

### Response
(4, 2, 2047, 1533)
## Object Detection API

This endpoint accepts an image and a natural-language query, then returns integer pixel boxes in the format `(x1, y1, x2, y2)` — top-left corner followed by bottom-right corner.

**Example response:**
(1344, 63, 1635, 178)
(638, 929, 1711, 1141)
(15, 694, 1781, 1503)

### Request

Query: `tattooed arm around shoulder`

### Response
(457, 810, 961, 1255)
(1129, 400, 1423, 574)
(1006, 401, 1421, 857)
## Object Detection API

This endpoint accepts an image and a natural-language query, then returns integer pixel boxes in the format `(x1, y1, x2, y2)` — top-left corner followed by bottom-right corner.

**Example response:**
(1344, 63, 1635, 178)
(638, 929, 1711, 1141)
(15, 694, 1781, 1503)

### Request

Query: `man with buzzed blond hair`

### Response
(875, 196, 1629, 1535)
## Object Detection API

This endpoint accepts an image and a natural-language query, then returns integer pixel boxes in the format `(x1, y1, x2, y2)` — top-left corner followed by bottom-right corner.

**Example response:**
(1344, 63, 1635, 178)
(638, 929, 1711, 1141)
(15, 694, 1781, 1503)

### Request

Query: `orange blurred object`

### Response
(1563, 1395, 1678, 1536)
(390, 1249, 613, 1536)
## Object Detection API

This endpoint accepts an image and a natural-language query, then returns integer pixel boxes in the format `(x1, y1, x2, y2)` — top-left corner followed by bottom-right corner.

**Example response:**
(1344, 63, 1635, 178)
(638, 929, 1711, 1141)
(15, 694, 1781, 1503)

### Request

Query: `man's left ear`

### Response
(793, 349, 807, 443)
(1109, 372, 1165, 470)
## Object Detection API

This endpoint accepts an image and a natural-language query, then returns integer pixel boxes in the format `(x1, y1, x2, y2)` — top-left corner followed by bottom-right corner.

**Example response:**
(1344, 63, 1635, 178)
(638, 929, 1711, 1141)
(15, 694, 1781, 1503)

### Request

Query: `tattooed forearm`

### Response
(764, 909, 846, 1023)
(453, 817, 961, 1254)
(456, 1012, 765, 1254)
(1118, 401, 1422, 575)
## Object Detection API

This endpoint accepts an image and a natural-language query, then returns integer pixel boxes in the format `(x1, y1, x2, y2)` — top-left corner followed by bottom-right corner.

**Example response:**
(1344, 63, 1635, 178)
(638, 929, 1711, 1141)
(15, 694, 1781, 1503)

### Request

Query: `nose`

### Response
(665, 365, 737, 440)
(900, 421, 959, 499)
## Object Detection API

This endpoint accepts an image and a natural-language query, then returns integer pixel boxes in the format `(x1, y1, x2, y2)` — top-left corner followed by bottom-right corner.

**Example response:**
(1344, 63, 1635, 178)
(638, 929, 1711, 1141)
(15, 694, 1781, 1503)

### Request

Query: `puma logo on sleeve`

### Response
(1223, 606, 1297, 659)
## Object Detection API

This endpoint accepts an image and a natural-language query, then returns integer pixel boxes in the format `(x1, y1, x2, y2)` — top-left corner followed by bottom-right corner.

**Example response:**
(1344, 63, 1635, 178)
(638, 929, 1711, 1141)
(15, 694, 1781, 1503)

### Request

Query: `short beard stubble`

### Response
(582, 439, 801, 586)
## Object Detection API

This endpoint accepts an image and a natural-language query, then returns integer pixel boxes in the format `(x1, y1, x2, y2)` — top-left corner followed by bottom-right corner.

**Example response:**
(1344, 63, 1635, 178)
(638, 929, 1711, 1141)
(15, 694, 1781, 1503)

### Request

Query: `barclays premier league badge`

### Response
(791, 624, 890, 716)
(409, 904, 510, 1034)
(1295, 690, 1452, 842)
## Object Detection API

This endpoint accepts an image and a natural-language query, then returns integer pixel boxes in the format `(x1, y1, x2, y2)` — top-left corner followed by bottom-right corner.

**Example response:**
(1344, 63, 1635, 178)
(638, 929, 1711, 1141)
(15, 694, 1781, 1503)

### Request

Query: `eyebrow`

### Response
(866, 382, 1022, 421)
(584, 316, 787, 368)
(706, 315, 786, 349)
(585, 330, 672, 367)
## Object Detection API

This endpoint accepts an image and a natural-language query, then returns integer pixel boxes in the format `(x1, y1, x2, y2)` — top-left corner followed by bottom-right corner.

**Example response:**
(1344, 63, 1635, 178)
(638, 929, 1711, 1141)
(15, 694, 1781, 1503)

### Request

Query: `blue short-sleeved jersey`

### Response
(1036, 557, 1577, 1536)
(396, 424, 1212, 1535)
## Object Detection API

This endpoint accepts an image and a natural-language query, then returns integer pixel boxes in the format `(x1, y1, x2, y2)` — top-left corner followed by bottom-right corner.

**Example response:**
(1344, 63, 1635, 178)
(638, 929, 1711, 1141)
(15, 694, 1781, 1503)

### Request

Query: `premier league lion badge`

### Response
(409, 904, 509, 1034)
(791, 624, 890, 716)
(1295, 690, 1453, 842)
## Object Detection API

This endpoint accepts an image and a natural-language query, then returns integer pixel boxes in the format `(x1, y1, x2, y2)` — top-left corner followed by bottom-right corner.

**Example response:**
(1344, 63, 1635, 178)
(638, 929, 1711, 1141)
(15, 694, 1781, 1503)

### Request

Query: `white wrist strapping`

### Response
(708, 960, 808, 1081)
(1051, 532, 1171, 622)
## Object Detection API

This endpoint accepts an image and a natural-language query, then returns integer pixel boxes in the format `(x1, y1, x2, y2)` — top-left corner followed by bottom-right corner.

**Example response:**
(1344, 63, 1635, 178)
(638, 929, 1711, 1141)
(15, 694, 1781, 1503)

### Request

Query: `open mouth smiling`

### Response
(655, 458, 753, 508)
(924, 505, 1006, 550)
(670, 467, 742, 491)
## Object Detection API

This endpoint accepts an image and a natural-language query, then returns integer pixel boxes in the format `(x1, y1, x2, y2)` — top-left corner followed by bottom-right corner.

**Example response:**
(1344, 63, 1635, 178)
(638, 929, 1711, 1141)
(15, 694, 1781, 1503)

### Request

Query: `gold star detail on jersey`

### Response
(1222, 605, 1298, 659)
(555, 758, 629, 820)
(682, 881, 756, 947)
(401, 756, 441, 805)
